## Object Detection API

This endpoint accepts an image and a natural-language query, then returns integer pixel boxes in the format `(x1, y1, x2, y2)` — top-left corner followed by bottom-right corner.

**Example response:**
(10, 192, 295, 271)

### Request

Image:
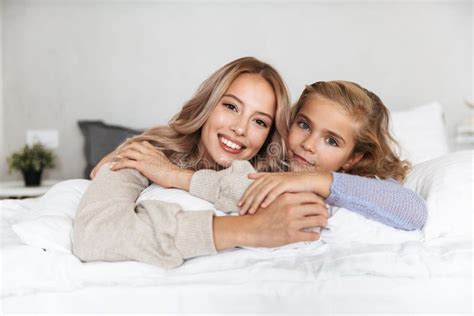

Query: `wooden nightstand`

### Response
(0, 180, 62, 199)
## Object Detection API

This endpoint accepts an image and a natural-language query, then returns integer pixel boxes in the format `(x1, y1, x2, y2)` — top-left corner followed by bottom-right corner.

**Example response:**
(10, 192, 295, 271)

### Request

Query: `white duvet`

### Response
(1, 151, 473, 314)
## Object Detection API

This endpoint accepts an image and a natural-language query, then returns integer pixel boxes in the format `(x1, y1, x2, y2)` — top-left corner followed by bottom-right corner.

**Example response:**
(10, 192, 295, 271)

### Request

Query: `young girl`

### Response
(74, 57, 328, 268)
(110, 81, 427, 231)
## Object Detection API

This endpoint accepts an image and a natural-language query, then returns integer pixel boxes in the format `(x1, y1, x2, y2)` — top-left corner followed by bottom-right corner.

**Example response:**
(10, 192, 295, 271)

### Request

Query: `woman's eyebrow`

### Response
(223, 93, 273, 120)
(223, 94, 244, 105)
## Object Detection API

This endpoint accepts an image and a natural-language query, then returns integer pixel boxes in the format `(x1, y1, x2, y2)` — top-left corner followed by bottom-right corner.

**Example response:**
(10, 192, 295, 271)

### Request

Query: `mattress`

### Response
(1, 197, 472, 314)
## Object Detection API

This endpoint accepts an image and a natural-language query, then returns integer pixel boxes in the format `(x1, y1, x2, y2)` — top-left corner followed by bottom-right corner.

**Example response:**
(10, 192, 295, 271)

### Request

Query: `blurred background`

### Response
(0, 0, 472, 182)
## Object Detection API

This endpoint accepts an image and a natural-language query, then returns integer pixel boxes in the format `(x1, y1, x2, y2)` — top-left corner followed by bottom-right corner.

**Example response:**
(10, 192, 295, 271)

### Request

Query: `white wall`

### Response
(1, 0, 472, 181)
(0, 0, 3, 180)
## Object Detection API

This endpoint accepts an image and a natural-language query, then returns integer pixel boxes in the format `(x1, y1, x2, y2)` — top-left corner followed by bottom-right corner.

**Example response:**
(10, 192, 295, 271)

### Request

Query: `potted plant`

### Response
(7, 143, 56, 187)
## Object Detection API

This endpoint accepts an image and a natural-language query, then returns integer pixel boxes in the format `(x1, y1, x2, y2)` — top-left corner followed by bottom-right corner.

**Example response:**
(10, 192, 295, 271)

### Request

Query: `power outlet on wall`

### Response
(26, 129, 59, 149)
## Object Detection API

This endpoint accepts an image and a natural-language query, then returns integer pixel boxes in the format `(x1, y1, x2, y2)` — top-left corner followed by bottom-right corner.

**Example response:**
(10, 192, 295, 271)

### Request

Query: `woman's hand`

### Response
(109, 141, 193, 189)
(214, 192, 329, 250)
(90, 150, 117, 179)
(238, 171, 333, 215)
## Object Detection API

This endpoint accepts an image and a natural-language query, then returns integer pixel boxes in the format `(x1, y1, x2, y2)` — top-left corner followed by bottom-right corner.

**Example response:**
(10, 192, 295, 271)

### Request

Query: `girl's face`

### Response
(288, 96, 363, 173)
(200, 73, 276, 167)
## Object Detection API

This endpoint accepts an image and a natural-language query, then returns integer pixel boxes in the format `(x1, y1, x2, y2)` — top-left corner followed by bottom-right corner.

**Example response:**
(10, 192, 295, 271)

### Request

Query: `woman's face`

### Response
(200, 73, 276, 168)
(288, 96, 362, 173)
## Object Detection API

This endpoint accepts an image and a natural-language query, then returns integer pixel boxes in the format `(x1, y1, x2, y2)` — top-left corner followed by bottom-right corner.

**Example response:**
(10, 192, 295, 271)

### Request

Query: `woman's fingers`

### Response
(296, 214, 328, 230)
(120, 142, 149, 155)
(247, 172, 268, 179)
(109, 158, 140, 171)
(90, 151, 117, 179)
(294, 231, 320, 242)
(116, 148, 142, 162)
(296, 203, 328, 219)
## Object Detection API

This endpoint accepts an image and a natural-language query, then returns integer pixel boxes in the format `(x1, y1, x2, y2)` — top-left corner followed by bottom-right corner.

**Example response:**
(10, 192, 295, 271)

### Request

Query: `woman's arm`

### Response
(73, 162, 327, 268)
(73, 163, 217, 268)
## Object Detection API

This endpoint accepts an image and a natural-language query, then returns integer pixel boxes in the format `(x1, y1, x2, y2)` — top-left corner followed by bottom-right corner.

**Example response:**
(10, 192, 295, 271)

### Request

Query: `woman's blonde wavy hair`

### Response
(290, 81, 410, 181)
(117, 57, 290, 172)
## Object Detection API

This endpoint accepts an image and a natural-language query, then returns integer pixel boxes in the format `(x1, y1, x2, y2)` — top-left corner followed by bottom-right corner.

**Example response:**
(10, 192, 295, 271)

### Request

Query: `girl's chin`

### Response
(290, 160, 316, 172)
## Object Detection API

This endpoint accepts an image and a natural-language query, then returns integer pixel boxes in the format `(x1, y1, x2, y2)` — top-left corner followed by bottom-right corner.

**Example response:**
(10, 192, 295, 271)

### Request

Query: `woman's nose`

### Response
(230, 120, 247, 136)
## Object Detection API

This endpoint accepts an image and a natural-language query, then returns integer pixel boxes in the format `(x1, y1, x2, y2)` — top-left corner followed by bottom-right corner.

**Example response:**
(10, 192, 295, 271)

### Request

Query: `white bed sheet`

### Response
(1, 198, 472, 314)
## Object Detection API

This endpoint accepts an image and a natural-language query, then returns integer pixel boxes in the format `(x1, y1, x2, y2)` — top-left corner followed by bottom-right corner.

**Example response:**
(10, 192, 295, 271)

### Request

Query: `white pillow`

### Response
(403, 150, 473, 240)
(391, 102, 450, 164)
(12, 181, 222, 254)
(138, 184, 220, 214)
(12, 180, 91, 254)
(12, 215, 73, 253)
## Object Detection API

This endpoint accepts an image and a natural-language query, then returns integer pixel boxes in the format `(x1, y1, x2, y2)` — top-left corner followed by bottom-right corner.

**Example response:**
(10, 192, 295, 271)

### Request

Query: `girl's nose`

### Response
(301, 138, 316, 153)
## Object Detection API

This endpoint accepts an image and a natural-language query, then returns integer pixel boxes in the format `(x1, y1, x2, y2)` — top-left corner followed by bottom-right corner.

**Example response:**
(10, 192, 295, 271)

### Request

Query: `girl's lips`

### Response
(293, 154, 313, 166)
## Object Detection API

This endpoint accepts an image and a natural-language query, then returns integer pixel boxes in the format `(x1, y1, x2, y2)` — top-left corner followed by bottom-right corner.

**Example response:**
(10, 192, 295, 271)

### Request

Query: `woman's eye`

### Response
(224, 103, 238, 112)
(297, 121, 310, 130)
(255, 119, 268, 128)
(326, 137, 338, 147)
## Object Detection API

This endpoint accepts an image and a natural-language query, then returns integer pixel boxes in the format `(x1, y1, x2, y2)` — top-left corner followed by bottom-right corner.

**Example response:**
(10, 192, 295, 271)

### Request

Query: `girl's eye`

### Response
(255, 119, 268, 128)
(297, 121, 310, 130)
(325, 137, 339, 147)
(224, 103, 238, 112)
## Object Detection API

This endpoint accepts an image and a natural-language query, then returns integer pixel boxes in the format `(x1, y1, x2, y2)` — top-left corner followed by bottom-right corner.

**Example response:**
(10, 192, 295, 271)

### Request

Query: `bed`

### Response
(1, 102, 472, 314)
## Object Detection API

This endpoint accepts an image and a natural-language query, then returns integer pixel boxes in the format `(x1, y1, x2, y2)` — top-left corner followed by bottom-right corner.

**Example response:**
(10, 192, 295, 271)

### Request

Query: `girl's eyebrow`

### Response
(223, 94, 274, 120)
(327, 130, 346, 145)
(298, 113, 346, 145)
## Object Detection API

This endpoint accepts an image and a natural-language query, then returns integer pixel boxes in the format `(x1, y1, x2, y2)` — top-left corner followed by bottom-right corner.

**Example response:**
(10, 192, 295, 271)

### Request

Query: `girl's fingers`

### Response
(261, 184, 287, 208)
(248, 182, 280, 214)
(239, 178, 269, 214)
(242, 179, 274, 214)
(239, 177, 265, 206)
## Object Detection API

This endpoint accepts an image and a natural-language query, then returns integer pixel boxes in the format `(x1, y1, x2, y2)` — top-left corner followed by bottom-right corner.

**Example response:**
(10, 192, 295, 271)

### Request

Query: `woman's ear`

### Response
(342, 152, 364, 171)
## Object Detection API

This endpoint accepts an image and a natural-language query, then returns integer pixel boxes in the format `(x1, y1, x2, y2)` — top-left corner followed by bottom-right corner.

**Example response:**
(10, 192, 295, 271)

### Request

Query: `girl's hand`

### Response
(239, 172, 330, 215)
(109, 141, 193, 189)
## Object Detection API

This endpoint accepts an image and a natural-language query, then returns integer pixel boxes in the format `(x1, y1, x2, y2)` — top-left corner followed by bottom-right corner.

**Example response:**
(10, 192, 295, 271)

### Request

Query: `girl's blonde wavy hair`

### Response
(117, 57, 290, 172)
(290, 81, 410, 181)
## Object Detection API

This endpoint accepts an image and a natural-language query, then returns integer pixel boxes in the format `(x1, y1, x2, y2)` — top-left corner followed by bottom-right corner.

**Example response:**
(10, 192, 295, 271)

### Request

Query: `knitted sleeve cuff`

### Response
(326, 172, 346, 206)
(189, 169, 222, 203)
(175, 210, 217, 259)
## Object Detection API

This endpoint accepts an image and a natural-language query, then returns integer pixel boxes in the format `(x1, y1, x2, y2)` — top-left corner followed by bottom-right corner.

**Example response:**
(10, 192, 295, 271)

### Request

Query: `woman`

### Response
(73, 57, 328, 268)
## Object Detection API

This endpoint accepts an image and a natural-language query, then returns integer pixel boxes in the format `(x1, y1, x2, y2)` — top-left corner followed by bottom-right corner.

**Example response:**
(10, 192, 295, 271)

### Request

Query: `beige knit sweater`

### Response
(72, 161, 255, 268)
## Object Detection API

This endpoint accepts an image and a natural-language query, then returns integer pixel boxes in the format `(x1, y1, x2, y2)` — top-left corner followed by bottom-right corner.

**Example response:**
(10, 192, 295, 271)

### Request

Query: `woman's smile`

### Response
(218, 134, 246, 154)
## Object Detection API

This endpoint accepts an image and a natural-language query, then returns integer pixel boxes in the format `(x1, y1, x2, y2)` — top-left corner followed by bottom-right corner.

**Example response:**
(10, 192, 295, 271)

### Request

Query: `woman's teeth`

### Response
(220, 137, 242, 150)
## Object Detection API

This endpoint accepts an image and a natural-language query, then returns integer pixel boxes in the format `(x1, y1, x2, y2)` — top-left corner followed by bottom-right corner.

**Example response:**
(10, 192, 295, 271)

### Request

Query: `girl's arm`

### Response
(324, 172, 427, 230)
(180, 165, 427, 231)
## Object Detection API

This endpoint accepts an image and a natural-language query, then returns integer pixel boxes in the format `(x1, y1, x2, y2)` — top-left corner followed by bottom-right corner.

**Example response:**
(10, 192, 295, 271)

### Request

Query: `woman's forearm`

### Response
(174, 169, 194, 191)
(73, 163, 217, 268)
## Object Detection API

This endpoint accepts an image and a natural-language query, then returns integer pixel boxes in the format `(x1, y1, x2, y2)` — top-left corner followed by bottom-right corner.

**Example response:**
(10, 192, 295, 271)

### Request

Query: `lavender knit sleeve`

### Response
(326, 172, 427, 230)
